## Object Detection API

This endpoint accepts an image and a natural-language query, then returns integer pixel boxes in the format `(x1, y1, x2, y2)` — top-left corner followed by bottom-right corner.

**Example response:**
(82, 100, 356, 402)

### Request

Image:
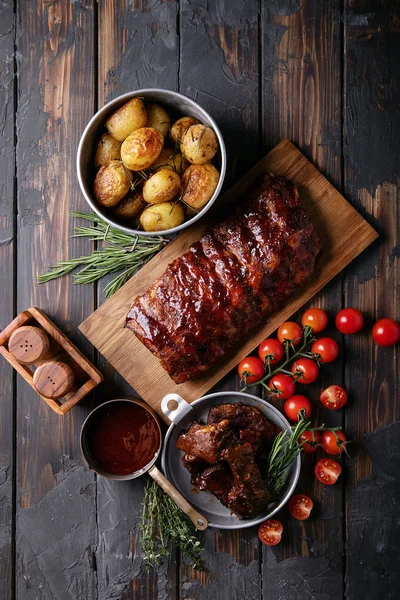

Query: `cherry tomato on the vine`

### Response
(291, 358, 319, 384)
(258, 338, 284, 365)
(277, 321, 303, 346)
(299, 430, 321, 454)
(268, 373, 295, 399)
(321, 430, 347, 455)
(372, 318, 400, 347)
(335, 308, 364, 334)
(302, 308, 328, 333)
(258, 519, 283, 546)
(284, 395, 312, 421)
(315, 458, 342, 485)
(311, 337, 339, 364)
(288, 494, 313, 520)
(238, 356, 264, 385)
(320, 385, 347, 410)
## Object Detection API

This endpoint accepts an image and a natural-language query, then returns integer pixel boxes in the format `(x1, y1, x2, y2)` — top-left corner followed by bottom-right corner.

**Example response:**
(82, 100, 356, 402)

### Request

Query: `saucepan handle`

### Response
(148, 465, 208, 530)
(161, 393, 193, 423)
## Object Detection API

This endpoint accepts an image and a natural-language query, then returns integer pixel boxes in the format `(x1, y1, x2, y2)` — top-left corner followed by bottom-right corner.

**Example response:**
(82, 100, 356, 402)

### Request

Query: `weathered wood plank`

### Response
(15, 1, 97, 598)
(262, 2, 345, 597)
(179, 1, 262, 598)
(0, 1, 15, 598)
(343, 2, 400, 598)
(96, 2, 179, 598)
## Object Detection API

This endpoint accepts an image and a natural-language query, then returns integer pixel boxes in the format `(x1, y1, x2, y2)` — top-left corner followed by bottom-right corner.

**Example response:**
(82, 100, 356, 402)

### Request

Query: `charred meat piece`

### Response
(176, 420, 237, 464)
(181, 453, 208, 474)
(126, 175, 321, 383)
(221, 443, 269, 518)
(208, 403, 279, 441)
(192, 463, 233, 507)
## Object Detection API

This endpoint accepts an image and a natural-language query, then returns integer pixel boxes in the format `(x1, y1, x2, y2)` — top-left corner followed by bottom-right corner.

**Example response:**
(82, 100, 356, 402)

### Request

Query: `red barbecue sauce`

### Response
(87, 402, 160, 475)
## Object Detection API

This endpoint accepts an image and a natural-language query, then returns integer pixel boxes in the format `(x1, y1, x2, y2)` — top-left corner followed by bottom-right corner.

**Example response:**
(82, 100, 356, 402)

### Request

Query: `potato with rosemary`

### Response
(94, 133, 121, 168)
(143, 169, 181, 204)
(121, 127, 164, 171)
(180, 124, 218, 164)
(170, 116, 200, 144)
(181, 163, 219, 210)
(93, 160, 132, 207)
(140, 201, 184, 232)
(146, 103, 170, 137)
(149, 147, 189, 175)
(114, 189, 146, 219)
(106, 97, 147, 141)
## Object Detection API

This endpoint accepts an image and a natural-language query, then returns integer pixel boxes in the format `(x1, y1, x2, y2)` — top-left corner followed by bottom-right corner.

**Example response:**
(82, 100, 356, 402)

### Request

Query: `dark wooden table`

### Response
(1, 1, 399, 598)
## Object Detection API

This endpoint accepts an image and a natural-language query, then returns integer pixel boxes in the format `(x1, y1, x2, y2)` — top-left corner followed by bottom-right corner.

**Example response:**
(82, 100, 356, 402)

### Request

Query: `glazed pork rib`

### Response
(126, 175, 321, 383)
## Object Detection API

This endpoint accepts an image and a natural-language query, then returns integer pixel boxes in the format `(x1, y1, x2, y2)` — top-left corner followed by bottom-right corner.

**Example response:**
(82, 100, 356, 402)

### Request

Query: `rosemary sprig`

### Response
(37, 211, 167, 298)
(139, 479, 204, 571)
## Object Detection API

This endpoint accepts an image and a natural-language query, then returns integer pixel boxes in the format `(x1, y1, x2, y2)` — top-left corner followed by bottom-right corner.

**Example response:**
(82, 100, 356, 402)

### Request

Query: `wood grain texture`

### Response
(80, 140, 377, 420)
(343, 2, 400, 598)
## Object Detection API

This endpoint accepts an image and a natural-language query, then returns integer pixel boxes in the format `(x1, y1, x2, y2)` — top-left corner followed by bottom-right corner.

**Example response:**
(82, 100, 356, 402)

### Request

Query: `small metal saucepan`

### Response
(80, 397, 208, 530)
(160, 391, 301, 530)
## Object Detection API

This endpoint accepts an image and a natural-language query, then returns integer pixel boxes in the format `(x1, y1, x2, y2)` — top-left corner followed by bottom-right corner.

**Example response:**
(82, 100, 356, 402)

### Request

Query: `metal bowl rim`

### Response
(161, 390, 301, 529)
(76, 88, 227, 237)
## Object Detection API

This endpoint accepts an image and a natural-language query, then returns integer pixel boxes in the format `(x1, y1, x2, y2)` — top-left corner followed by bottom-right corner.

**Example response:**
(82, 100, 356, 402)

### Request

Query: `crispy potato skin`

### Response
(114, 189, 146, 218)
(181, 163, 220, 209)
(170, 116, 200, 144)
(121, 127, 164, 171)
(105, 98, 147, 141)
(146, 103, 170, 137)
(143, 169, 181, 204)
(149, 147, 189, 175)
(180, 124, 218, 164)
(93, 160, 132, 207)
(94, 133, 121, 168)
(140, 201, 184, 231)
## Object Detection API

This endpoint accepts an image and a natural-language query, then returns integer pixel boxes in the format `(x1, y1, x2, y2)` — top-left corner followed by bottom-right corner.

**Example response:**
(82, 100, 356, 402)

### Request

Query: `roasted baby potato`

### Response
(181, 163, 219, 210)
(105, 97, 147, 141)
(170, 116, 200, 144)
(143, 169, 181, 204)
(114, 189, 146, 219)
(93, 160, 132, 207)
(140, 201, 184, 232)
(94, 133, 121, 168)
(121, 127, 164, 171)
(149, 147, 189, 175)
(180, 124, 218, 164)
(146, 103, 170, 137)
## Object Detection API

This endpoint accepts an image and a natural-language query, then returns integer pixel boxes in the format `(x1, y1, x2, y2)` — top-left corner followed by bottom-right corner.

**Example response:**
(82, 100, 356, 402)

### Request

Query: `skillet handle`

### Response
(161, 393, 193, 423)
(148, 465, 208, 531)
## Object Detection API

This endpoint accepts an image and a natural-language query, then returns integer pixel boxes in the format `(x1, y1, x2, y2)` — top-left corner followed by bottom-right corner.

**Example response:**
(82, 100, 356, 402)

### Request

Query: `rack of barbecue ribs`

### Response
(177, 403, 280, 518)
(126, 175, 321, 384)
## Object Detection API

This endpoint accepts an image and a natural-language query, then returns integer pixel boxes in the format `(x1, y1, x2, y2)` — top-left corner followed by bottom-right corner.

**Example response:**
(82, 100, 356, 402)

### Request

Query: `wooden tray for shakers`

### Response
(0, 307, 103, 414)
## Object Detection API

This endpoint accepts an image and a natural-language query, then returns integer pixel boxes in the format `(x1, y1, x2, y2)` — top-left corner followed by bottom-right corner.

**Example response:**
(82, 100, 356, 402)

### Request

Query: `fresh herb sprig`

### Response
(140, 479, 204, 571)
(37, 211, 167, 298)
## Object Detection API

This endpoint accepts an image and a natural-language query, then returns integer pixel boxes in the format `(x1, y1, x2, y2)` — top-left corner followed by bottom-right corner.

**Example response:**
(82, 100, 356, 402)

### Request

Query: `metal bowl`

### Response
(160, 391, 301, 530)
(76, 89, 227, 237)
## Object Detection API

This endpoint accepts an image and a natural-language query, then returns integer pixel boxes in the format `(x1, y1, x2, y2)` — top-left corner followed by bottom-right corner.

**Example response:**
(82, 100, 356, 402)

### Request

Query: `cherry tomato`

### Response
(335, 308, 364, 334)
(302, 308, 328, 333)
(238, 356, 264, 385)
(284, 395, 312, 421)
(258, 338, 284, 365)
(258, 519, 283, 546)
(291, 358, 319, 384)
(315, 458, 342, 485)
(299, 430, 321, 453)
(320, 385, 347, 410)
(268, 373, 295, 399)
(277, 321, 303, 346)
(311, 337, 339, 364)
(288, 494, 313, 520)
(321, 430, 347, 455)
(372, 318, 400, 347)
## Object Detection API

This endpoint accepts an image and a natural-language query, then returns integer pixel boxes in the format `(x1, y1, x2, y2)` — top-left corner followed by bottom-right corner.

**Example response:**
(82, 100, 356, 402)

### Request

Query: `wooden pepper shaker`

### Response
(8, 325, 59, 365)
(33, 361, 75, 400)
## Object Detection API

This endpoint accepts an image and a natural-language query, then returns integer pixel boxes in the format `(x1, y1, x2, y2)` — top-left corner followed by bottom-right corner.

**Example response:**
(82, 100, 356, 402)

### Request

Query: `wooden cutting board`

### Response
(79, 139, 378, 421)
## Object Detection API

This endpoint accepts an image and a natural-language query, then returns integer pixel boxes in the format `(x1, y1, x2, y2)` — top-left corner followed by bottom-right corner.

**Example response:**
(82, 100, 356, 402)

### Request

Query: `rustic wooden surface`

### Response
(0, 1, 399, 599)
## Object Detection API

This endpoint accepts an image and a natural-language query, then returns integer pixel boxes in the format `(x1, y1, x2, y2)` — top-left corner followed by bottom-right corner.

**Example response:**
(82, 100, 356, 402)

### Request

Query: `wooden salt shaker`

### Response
(33, 360, 75, 400)
(8, 325, 59, 364)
